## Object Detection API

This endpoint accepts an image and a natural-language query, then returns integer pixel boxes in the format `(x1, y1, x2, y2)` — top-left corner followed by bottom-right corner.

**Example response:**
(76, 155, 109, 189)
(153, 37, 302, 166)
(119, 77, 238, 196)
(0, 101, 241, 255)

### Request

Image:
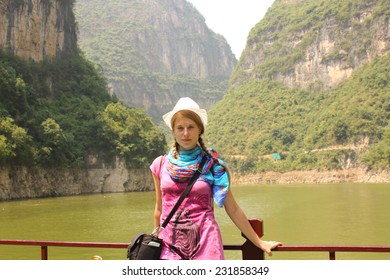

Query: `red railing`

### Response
(1, 219, 389, 260)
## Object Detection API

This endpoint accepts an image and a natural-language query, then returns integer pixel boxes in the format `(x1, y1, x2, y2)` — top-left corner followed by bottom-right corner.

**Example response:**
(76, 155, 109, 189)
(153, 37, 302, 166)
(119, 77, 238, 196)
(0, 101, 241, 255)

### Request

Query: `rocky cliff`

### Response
(0, 0, 156, 201)
(233, 168, 390, 185)
(0, 157, 154, 201)
(75, 0, 236, 121)
(235, 0, 389, 91)
(206, 0, 389, 174)
(0, 0, 77, 61)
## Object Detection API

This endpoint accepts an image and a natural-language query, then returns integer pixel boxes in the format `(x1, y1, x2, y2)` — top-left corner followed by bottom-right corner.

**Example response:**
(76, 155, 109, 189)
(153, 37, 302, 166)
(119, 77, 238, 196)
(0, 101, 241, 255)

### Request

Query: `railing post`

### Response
(329, 251, 336, 260)
(241, 219, 264, 260)
(41, 246, 48, 260)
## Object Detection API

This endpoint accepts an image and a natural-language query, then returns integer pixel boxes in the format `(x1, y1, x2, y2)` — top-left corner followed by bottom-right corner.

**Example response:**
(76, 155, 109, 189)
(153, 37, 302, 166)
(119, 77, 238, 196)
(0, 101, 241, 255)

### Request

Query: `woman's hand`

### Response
(259, 240, 283, 257)
(223, 190, 283, 257)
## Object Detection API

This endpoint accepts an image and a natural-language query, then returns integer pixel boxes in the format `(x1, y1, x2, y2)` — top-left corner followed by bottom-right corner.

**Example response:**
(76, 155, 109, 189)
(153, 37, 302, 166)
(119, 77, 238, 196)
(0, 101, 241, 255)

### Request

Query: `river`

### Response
(0, 183, 389, 260)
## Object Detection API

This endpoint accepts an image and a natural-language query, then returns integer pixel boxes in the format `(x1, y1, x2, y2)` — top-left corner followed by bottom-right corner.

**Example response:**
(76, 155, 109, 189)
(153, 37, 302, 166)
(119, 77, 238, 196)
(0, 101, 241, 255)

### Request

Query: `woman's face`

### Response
(173, 116, 201, 150)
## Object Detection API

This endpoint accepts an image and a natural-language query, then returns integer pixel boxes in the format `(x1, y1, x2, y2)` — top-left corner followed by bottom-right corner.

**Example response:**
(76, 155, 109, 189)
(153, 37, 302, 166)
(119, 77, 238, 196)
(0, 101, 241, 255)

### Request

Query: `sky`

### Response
(186, 0, 275, 59)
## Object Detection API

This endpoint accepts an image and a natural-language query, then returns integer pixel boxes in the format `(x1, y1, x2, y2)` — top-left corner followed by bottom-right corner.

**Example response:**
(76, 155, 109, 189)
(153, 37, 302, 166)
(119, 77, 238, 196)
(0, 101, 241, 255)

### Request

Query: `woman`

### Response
(150, 97, 282, 260)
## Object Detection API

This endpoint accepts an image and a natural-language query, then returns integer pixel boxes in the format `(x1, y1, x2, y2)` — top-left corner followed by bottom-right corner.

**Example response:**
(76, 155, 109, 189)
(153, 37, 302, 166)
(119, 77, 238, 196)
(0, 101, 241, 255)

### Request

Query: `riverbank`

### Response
(1, 164, 388, 201)
(232, 168, 390, 185)
(0, 157, 154, 201)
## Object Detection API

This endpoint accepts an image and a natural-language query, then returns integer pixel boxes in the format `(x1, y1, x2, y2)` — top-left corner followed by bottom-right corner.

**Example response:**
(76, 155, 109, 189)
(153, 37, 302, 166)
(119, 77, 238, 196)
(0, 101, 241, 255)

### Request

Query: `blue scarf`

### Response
(167, 146, 229, 207)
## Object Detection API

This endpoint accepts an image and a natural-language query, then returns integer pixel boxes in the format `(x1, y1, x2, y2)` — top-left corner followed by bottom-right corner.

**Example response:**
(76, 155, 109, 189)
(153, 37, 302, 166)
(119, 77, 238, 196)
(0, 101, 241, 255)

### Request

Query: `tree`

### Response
(99, 102, 166, 167)
(0, 116, 31, 164)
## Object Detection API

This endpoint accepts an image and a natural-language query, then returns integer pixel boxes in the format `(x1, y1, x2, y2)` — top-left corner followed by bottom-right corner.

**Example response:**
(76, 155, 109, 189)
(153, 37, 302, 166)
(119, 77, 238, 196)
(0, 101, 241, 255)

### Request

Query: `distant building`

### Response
(272, 153, 281, 160)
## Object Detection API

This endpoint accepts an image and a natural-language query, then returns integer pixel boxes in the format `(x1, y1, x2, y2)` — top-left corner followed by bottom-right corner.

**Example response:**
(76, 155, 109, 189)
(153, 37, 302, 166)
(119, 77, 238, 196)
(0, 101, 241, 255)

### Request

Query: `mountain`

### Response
(1, 0, 388, 181)
(0, 0, 166, 200)
(206, 0, 389, 172)
(75, 0, 237, 121)
(0, 0, 77, 61)
(233, 0, 389, 91)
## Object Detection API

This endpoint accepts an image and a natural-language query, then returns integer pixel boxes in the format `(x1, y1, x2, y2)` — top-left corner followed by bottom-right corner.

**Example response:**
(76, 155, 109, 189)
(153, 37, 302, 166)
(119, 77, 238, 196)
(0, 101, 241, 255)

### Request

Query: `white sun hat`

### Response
(162, 97, 207, 129)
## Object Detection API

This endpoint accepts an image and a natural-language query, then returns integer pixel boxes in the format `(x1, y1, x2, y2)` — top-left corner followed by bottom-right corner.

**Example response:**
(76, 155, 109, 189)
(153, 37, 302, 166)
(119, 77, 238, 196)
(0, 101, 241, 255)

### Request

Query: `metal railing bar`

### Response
(275, 245, 390, 253)
(2, 219, 390, 260)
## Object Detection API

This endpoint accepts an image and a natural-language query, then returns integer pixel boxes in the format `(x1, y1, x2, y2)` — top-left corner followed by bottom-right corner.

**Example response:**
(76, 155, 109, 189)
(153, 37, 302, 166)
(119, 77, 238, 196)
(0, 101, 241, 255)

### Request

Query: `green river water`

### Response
(0, 183, 389, 260)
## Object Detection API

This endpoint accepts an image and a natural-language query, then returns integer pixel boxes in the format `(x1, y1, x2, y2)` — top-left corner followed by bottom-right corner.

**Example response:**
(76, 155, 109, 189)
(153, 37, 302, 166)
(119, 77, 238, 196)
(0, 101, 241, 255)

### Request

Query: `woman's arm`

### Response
(152, 173, 162, 228)
(224, 188, 282, 256)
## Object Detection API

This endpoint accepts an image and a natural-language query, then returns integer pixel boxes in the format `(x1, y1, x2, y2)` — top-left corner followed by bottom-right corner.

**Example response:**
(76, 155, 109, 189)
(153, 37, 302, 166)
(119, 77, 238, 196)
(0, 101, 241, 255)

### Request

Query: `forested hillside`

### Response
(207, 0, 389, 173)
(234, 0, 389, 90)
(0, 50, 165, 168)
(75, 0, 236, 121)
(1, 0, 388, 176)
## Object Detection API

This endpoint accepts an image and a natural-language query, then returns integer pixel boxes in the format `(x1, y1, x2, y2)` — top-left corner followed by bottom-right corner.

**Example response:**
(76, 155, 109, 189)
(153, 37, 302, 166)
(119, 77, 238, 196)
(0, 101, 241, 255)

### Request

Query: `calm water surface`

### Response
(0, 183, 389, 260)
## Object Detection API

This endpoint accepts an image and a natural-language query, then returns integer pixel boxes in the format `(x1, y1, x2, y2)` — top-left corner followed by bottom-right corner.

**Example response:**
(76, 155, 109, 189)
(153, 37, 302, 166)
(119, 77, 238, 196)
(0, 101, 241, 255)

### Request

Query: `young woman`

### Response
(150, 97, 282, 260)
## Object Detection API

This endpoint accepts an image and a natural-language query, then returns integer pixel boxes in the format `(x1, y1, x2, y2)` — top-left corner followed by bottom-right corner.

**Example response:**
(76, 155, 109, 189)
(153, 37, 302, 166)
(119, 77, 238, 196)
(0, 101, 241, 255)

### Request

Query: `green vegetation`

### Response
(1, 0, 388, 175)
(234, 0, 389, 82)
(74, 0, 232, 121)
(206, 0, 389, 173)
(0, 50, 165, 167)
(207, 53, 389, 172)
(99, 102, 166, 167)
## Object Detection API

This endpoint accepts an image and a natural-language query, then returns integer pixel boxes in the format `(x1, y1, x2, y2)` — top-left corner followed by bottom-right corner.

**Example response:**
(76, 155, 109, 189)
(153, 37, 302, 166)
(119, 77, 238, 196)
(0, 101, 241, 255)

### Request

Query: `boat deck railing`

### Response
(1, 219, 390, 260)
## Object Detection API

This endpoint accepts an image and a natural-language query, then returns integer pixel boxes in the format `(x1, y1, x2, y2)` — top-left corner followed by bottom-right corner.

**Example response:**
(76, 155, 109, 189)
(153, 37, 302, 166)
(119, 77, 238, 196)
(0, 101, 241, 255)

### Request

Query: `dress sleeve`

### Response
(149, 155, 165, 179)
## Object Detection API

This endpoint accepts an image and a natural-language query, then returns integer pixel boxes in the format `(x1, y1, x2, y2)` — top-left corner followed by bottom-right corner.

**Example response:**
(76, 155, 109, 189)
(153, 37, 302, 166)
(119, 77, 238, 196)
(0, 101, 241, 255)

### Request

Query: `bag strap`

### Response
(160, 155, 207, 229)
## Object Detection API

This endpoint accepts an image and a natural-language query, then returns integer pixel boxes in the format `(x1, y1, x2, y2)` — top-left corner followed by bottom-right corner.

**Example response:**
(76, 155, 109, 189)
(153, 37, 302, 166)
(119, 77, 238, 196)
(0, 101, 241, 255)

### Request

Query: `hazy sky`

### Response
(186, 0, 275, 58)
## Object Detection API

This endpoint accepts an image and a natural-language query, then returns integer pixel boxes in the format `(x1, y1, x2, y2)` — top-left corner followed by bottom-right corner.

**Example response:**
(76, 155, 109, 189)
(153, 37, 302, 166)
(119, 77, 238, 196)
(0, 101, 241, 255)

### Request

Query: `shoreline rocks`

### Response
(232, 168, 390, 185)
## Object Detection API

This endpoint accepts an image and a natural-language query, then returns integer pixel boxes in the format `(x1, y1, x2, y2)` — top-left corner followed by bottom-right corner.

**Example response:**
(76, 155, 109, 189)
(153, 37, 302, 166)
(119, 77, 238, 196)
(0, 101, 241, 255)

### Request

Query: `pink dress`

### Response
(150, 155, 224, 260)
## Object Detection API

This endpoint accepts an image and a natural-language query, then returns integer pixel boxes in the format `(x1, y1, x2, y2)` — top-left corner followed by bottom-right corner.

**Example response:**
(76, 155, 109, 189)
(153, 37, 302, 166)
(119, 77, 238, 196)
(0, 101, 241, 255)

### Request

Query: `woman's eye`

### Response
(175, 125, 196, 132)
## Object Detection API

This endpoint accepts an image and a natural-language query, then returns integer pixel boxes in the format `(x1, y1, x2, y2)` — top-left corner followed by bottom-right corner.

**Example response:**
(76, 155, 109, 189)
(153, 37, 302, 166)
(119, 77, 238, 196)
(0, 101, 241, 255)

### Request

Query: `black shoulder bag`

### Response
(127, 156, 207, 260)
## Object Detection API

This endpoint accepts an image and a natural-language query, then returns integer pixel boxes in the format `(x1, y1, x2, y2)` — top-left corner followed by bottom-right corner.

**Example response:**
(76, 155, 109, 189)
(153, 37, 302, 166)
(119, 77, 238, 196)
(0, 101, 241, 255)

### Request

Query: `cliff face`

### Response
(125, 0, 234, 78)
(0, 157, 154, 201)
(0, 0, 156, 201)
(206, 0, 389, 173)
(75, 0, 236, 120)
(236, 0, 389, 91)
(0, 0, 77, 61)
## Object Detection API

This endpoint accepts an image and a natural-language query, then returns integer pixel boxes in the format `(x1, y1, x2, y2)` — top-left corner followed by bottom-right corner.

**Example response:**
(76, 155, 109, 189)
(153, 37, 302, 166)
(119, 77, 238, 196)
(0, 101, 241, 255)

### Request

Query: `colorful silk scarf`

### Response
(167, 146, 229, 207)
